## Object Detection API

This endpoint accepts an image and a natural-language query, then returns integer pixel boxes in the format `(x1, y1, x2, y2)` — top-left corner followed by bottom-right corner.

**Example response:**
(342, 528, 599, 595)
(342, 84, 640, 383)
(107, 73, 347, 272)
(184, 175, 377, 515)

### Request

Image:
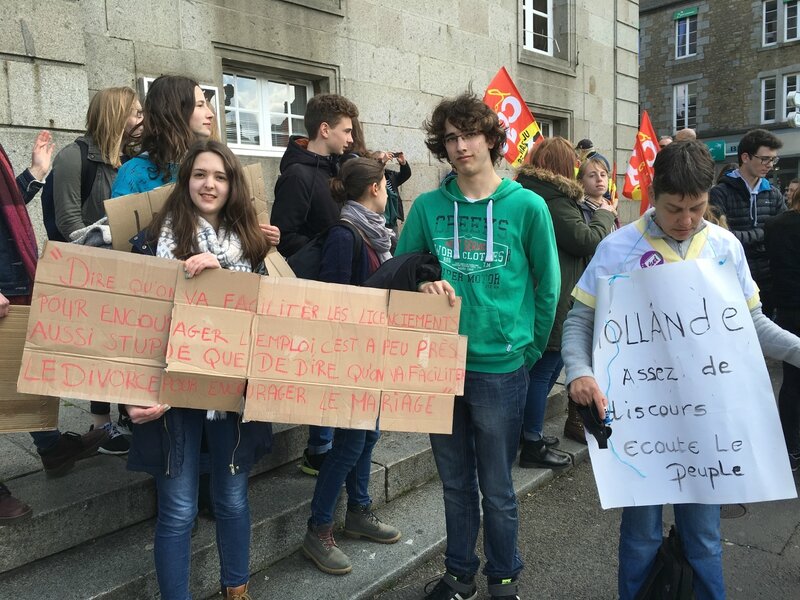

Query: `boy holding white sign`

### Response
(562, 140, 800, 600)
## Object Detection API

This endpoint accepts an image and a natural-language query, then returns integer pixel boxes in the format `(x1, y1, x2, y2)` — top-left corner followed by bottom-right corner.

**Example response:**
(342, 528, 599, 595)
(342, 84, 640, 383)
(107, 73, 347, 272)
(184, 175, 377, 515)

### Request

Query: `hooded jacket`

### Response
(272, 136, 340, 257)
(709, 172, 786, 283)
(395, 175, 560, 373)
(516, 166, 615, 351)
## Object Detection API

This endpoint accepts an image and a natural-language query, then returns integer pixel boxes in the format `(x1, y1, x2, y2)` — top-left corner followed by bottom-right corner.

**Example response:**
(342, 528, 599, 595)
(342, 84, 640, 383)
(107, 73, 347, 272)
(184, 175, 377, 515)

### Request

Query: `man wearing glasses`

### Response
(396, 92, 559, 600)
(710, 128, 786, 319)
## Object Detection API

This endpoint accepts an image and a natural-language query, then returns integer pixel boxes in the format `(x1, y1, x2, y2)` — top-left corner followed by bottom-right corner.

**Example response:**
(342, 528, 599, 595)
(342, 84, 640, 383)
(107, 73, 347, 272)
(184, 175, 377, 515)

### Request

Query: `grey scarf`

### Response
(340, 200, 394, 263)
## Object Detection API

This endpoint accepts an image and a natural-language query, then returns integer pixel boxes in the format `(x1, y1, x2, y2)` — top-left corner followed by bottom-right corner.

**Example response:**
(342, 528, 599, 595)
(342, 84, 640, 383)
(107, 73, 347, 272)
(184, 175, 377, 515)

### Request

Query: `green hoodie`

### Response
(396, 176, 560, 373)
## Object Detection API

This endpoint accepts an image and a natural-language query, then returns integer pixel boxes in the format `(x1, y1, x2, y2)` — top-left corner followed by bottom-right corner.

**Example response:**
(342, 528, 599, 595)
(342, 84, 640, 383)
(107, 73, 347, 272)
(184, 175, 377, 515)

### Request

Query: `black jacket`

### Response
(765, 210, 800, 309)
(364, 252, 441, 291)
(272, 136, 340, 257)
(385, 163, 411, 226)
(0, 164, 43, 297)
(709, 174, 786, 283)
(127, 407, 272, 478)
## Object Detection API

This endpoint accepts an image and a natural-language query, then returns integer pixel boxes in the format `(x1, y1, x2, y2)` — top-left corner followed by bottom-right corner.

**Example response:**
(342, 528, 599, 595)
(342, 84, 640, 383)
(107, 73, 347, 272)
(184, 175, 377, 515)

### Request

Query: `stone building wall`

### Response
(1, 0, 640, 238)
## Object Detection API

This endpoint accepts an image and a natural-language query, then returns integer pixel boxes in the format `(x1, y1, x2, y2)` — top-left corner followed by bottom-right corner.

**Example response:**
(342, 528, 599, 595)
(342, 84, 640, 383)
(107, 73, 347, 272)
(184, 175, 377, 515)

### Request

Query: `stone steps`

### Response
(0, 380, 571, 599)
(246, 416, 588, 600)
(0, 430, 439, 599)
(0, 420, 304, 574)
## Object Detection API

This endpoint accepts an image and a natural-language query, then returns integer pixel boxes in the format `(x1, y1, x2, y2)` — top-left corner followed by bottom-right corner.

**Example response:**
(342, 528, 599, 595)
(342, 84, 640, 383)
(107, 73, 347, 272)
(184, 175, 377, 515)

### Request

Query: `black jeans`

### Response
(776, 308, 800, 455)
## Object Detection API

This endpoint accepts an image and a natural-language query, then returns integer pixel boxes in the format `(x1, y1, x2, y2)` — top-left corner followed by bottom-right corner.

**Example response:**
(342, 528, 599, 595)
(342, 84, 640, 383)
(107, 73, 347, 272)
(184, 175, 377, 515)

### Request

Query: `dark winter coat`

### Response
(709, 173, 786, 284)
(127, 407, 273, 478)
(272, 136, 340, 257)
(0, 168, 43, 297)
(516, 166, 616, 351)
(384, 163, 411, 227)
(765, 209, 800, 310)
(319, 224, 376, 285)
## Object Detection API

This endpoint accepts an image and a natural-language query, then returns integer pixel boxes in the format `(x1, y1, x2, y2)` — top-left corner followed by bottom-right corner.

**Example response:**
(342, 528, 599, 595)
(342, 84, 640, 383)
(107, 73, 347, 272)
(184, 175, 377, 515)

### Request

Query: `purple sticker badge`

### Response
(639, 251, 664, 269)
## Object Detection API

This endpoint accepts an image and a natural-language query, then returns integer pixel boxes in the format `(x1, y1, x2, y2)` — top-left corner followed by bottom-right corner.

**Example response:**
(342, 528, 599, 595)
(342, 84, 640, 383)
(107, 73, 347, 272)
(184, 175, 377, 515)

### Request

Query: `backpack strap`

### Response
(75, 139, 98, 206)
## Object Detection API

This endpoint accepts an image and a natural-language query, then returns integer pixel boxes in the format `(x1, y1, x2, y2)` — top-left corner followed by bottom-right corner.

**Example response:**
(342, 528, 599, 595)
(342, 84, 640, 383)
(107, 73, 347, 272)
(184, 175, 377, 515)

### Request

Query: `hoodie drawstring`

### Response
(485, 199, 494, 263)
(452, 201, 460, 259)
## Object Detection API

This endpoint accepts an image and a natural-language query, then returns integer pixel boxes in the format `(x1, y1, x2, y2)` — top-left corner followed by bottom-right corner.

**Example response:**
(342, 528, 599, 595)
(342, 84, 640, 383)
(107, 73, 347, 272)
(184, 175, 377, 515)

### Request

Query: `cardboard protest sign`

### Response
(264, 249, 295, 278)
(162, 268, 261, 411)
(104, 184, 171, 252)
(245, 381, 382, 430)
(244, 280, 465, 433)
(588, 257, 796, 508)
(1, 306, 59, 433)
(16, 243, 467, 433)
(104, 163, 268, 251)
(18, 241, 179, 406)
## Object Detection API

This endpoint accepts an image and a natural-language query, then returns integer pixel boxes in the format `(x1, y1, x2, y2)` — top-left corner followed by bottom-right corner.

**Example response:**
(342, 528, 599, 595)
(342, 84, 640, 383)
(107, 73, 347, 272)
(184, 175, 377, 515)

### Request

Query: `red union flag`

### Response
(622, 110, 660, 214)
(483, 67, 542, 167)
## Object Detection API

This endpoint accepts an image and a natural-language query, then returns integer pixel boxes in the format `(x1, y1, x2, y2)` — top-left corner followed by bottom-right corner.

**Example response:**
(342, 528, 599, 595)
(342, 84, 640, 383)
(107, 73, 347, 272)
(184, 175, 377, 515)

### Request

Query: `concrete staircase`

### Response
(0, 380, 584, 599)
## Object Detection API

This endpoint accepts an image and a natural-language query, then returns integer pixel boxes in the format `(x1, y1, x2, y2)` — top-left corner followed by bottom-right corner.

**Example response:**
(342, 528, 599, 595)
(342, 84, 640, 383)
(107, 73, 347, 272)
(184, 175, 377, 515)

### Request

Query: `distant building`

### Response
(639, 0, 800, 191)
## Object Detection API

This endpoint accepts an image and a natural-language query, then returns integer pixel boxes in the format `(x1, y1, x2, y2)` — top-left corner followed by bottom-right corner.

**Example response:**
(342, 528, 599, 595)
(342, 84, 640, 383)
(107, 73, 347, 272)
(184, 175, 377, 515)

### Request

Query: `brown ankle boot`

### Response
(224, 582, 251, 600)
(564, 399, 587, 444)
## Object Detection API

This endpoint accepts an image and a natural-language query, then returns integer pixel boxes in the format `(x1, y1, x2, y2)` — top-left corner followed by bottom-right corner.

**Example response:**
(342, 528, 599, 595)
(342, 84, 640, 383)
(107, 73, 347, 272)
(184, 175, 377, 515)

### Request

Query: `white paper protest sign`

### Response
(588, 256, 797, 508)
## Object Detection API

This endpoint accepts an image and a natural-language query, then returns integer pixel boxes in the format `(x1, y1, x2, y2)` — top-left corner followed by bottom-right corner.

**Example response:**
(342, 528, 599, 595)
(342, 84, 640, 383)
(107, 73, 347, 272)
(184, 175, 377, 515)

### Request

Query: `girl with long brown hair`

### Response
(111, 75, 215, 196)
(125, 140, 272, 600)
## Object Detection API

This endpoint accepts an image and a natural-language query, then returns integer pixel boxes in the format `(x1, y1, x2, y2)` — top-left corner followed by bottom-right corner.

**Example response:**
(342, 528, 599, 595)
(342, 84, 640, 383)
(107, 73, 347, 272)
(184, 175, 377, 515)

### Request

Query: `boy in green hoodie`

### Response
(396, 92, 560, 600)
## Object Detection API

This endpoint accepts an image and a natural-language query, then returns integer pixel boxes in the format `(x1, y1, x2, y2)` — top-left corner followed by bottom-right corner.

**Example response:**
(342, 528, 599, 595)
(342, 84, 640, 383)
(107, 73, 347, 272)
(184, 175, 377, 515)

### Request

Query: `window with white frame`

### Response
(787, 1, 799, 41)
(675, 14, 698, 58)
(222, 70, 313, 156)
(537, 118, 553, 138)
(786, 74, 799, 119)
(674, 82, 697, 131)
(762, 76, 777, 122)
(764, 0, 778, 45)
(522, 0, 553, 55)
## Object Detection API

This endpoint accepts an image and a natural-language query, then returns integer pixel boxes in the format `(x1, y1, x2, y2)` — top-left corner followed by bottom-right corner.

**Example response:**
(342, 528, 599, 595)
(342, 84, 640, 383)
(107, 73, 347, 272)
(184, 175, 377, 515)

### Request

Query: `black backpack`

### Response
(635, 525, 695, 600)
(287, 220, 363, 280)
(41, 139, 98, 242)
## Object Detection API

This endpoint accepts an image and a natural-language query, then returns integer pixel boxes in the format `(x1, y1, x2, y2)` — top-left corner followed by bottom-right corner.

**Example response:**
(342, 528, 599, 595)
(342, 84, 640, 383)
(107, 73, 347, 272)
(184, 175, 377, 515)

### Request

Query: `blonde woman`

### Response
(50, 86, 142, 454)
(52, 86, 142, 240)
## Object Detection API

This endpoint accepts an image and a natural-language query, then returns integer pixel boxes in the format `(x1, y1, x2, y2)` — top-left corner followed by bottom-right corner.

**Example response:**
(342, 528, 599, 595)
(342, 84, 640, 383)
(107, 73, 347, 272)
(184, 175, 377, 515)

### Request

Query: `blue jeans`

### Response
(152, 411, 251, 600)
(619, 504, 724, 600)
(430, 367, 528, 580)
(522, 351, 563, 441)
(307, 425, 333, 455)
(310, 427, 379, 525)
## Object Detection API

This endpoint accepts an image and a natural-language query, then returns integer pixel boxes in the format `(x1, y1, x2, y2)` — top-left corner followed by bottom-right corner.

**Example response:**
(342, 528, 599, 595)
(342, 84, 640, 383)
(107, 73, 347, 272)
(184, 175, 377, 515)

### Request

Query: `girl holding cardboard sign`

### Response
(301, 157, 401, 576)
(126, 140, 272, 600)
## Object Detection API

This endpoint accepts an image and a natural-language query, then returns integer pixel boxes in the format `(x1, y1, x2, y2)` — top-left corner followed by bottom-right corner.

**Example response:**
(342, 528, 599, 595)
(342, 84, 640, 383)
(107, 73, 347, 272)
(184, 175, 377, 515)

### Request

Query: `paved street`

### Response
(375, 360, 800, 600)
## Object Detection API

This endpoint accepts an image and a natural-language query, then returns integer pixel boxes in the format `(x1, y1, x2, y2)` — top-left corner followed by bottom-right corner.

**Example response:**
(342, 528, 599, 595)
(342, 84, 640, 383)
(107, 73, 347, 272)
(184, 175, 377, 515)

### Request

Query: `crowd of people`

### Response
(1, 76, 799, 600)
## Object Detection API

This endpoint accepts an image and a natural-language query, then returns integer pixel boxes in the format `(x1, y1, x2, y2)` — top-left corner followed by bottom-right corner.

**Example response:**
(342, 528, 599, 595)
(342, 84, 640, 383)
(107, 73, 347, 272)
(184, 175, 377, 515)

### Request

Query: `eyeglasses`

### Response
(750, 154, 780, 167)
(444, 131, 481, 146)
